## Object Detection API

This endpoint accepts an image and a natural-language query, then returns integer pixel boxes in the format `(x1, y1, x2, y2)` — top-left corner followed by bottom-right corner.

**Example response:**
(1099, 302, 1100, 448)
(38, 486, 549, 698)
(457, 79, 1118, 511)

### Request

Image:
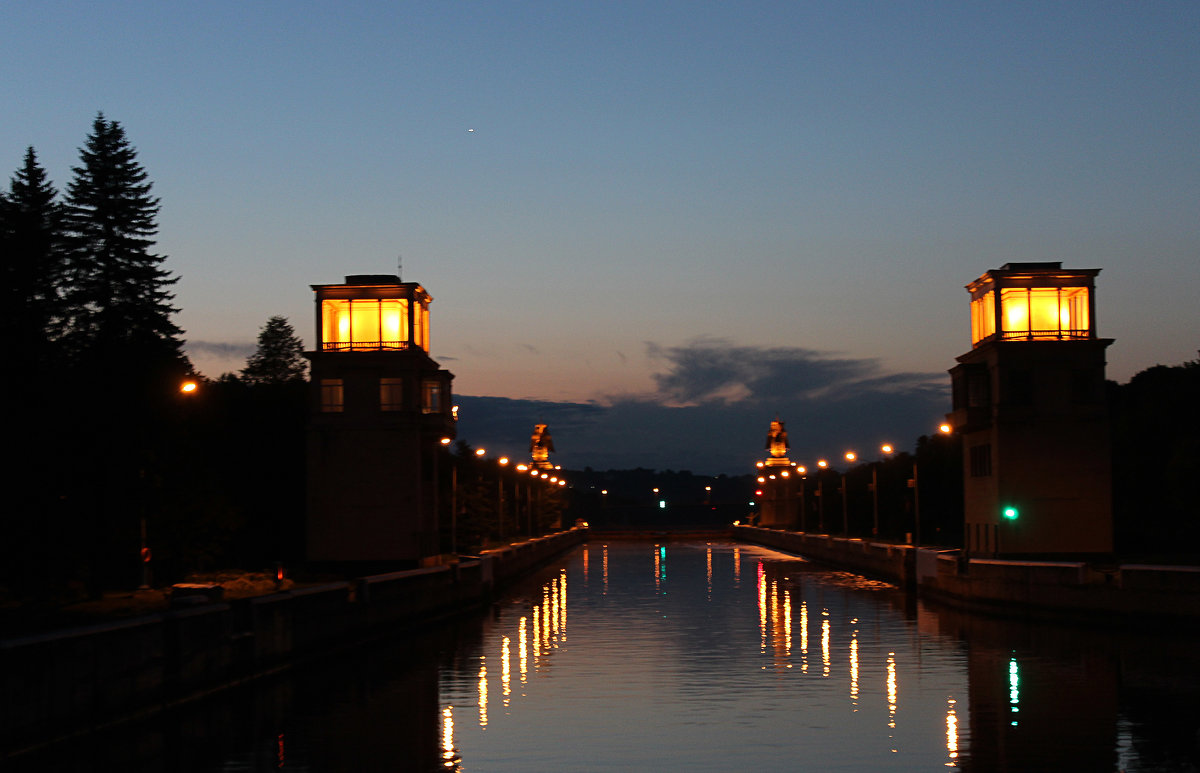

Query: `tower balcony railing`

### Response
(321, 340, 411, 351)
(977, 328, 1091, 344)
(999, 328, 1091, 341)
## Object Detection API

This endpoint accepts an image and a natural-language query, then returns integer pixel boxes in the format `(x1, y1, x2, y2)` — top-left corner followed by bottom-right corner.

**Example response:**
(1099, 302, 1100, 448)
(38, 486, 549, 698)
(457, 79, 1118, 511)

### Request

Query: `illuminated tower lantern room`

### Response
(306, 274, 455, 569)
(948, 262, 1113, 557)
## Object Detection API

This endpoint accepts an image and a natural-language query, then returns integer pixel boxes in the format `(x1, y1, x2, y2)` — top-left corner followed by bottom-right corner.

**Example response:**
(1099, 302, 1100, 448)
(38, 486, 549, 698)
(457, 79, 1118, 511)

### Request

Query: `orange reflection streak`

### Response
(550, 578, 559, 645)
(706, 546, 713, 597)
(849, 631, 859, 708)
(518, 617, 528, 685)
(532, 606, 540, 667)
(441, 706, 457, 768)
(559, 569, 568, 641)
(478, 659, 488, 728)
(800, 600, 809, 674)
(770, 579, 779, 647)
(887, 651, 898, 752)
(654, 545, 661, 592)
(783, 590, 792, 656)
(501, 636, 511, 704)
(582, 546, 589, 584)
(542, 585, 551, 652)
(733, 548, 741, 585)
(946, 697, 959, 766)
(821, 611, 831, 677)
(757, 563, 767, 652)
(602, 545, 609, 595)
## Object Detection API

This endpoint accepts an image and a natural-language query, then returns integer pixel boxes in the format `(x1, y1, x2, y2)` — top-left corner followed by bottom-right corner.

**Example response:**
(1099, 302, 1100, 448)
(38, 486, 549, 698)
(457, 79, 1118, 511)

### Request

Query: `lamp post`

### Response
(497, 456, 509, 540)
(139, 378, 200, 589)
(909, 424, 952, 547)
(842, 451, 856, 535)
(872, 444, 895, 538)
(816, 459, 828, 531)
(795, 465, 808, 531)
(439, 437, 453, 554)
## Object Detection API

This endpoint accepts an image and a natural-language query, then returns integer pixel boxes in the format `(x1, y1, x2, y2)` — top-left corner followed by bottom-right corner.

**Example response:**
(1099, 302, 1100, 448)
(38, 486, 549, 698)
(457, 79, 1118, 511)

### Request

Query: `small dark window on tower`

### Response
(1003, 369, 1034, 407)
(1071, 368, 1098, 405)
(380, 378, 404, 411)
(969, 444, 992, 477)
(422, 380, 442, 414)
(967, 368, 991, 408)
(320, 379, 344, 413)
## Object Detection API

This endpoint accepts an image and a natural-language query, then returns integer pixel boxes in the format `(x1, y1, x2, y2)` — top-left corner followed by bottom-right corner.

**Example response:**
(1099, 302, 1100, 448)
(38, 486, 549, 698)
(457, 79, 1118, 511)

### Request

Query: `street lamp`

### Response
(496, 456, 509, 539)
(816, 459, 828, 531)
(841, 451, 856, 535)
(907, 424, 952, 546)
(872, 443, 895, 538)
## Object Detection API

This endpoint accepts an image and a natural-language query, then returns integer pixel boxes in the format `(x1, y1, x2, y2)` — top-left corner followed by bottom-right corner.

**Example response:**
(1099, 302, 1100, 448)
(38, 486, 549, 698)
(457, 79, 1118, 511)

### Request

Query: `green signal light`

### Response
(1002, 506, 1019, 520)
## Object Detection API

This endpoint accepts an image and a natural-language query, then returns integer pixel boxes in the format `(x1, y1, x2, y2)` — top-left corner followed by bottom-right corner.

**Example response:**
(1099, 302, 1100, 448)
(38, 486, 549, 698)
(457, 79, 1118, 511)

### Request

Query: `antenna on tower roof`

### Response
(397, 252, 403, 282)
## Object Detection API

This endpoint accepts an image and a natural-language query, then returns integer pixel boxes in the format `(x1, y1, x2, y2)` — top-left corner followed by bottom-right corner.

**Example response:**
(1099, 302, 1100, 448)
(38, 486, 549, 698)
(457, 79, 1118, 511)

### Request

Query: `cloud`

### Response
(455, 339, 950, 475)
(186, 340, 254, 359)
(646, 338, 932, 406)
(185, 340, 254, 379)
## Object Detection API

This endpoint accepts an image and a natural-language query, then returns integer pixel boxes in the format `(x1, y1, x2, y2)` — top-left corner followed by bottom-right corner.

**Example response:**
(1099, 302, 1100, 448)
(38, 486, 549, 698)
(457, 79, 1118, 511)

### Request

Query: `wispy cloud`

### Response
(186, 340, 254, 359)
(647, 338, 941, 405)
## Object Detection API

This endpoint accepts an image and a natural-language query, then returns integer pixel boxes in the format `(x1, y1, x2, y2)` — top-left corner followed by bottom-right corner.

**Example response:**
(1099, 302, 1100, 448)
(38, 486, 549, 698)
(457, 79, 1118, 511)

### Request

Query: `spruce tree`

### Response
(60, 113, 187, 376)
(0, 146, 65, 364)
(56, 115, 191, 592)
(0, 148, 67, 598)
(242, 315, 308, 385)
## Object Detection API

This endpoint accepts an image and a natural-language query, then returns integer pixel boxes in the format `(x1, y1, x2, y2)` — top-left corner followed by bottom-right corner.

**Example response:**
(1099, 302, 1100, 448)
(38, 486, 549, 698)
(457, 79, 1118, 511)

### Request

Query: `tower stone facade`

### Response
(305, 274, 456, 568)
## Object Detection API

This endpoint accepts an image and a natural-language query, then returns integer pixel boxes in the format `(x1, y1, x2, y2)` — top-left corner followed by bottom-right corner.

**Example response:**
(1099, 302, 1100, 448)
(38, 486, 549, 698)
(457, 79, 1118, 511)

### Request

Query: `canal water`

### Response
(14, 540, 1200, 771)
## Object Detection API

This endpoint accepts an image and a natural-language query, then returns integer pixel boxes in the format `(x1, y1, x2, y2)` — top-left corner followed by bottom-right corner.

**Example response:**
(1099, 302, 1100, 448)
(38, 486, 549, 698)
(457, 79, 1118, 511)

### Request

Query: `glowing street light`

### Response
(873, 443, 896, 537)
(841, 452, 857, 535)
(816, 460, 828, 531)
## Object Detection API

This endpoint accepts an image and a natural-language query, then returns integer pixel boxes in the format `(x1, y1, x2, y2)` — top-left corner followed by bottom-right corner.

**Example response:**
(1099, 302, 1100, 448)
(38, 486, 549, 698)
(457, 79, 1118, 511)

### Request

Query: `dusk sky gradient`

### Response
(5, 1, 1198, 474)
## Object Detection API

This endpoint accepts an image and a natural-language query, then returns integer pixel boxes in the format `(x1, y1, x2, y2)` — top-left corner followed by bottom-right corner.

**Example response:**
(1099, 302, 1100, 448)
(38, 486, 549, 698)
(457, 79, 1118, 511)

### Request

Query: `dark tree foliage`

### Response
(0, 148, 73, 605)
(51, 116, 192, 594)
(1110, 357, 1200, 559)
(60, 113, 187, 378)
(0, 146, 65, 362)
(242, 315, 308, 385)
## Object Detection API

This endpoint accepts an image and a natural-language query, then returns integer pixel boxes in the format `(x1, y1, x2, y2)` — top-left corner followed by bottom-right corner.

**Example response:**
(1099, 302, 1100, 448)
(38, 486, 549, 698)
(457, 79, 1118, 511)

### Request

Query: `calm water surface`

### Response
(14, 541, 1200, 771)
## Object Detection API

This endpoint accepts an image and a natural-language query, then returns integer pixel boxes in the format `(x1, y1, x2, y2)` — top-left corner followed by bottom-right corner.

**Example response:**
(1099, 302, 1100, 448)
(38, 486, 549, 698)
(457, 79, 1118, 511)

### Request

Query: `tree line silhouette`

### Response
(0, 115, 309, 606)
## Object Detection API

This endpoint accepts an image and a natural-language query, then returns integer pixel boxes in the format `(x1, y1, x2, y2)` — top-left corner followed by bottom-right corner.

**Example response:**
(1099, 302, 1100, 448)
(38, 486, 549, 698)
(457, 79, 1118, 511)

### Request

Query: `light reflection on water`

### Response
(10, 540, 1200, 772)
(440, 542, 968, 771)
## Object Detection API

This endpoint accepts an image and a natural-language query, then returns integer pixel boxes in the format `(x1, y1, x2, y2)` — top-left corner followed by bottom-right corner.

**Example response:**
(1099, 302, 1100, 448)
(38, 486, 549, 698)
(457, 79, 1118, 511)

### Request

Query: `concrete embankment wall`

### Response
(733, 526, 916, 586)
(920, 555, 1200, 623)
(734, 525, 1200, 625)
(0, 527, 585, 756)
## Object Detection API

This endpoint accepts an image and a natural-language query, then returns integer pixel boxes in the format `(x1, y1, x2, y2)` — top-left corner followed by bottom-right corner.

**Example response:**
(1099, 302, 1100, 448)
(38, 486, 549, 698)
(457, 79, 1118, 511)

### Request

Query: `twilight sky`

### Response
(4, 1, 1198, 474)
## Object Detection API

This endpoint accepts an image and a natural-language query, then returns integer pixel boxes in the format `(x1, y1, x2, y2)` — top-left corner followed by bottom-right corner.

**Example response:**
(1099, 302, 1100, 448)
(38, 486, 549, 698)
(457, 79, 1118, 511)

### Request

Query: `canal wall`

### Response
(919, 554, 1200, 623)
(0, 527, 586, 756)
(733, 526, 916, 586)
(734, 525, 1200, 624)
